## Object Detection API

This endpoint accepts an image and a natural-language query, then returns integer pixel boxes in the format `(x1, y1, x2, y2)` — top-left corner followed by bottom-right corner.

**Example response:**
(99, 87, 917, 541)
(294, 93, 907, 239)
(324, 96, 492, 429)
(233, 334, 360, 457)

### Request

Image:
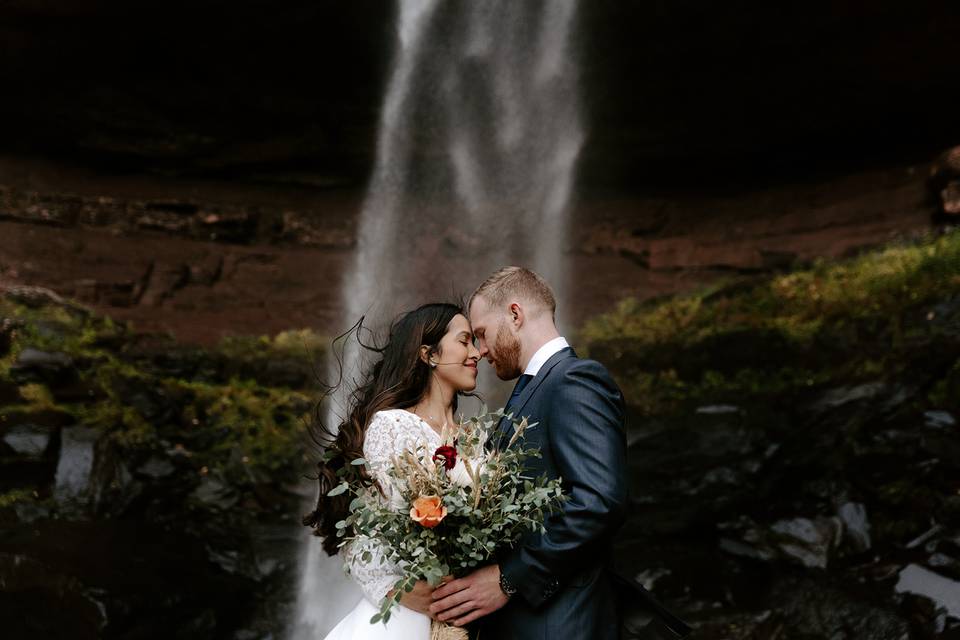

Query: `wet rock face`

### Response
(604, 261, 960, 638)
(1, 2, 959, 190)
(0, 289, 315, 639)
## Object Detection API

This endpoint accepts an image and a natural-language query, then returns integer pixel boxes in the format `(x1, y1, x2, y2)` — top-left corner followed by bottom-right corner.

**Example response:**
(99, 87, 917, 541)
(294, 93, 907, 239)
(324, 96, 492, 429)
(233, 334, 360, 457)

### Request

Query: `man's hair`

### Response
(469, 266, 557, 319)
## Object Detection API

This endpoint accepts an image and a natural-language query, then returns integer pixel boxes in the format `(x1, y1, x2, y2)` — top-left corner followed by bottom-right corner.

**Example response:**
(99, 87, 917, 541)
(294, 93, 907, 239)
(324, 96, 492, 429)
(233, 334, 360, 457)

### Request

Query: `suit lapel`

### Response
(497, 347, 576, 448)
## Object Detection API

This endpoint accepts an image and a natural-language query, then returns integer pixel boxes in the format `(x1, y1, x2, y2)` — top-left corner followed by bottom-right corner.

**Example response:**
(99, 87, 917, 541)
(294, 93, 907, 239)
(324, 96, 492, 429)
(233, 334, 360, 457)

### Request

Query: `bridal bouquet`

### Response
(328, 408, 565, 636)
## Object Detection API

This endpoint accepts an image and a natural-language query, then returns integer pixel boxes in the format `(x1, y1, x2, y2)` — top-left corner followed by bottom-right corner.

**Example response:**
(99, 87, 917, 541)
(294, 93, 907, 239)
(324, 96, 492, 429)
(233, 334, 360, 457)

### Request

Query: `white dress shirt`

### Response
(523, 336, 570, 377)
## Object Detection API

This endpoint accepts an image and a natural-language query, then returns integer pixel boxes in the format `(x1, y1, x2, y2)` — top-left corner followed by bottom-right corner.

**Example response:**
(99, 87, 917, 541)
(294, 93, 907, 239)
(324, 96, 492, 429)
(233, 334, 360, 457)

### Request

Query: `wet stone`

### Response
(895, 564, 960, 618)
(838, 502, 872, 553)
(136, 456, 176, 479)
(53, 426, 98, 506)
(811, 382, 886, 411)
(770, 516, 844, 569)
(10, 348, 75, 385)
(2, 424, 53, 457)
(191, 474, 240, 510)
(925, 410, 956, 429)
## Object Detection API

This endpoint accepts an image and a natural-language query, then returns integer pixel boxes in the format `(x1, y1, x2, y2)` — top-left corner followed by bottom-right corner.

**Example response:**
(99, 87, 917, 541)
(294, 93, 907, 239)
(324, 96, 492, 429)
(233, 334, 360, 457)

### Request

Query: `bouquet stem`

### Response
(430, 620, 468, 640)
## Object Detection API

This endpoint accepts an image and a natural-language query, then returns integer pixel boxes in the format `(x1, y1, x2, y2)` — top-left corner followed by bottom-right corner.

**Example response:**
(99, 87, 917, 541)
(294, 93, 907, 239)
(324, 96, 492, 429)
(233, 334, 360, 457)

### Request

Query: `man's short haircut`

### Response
(469, 266, 557, 319)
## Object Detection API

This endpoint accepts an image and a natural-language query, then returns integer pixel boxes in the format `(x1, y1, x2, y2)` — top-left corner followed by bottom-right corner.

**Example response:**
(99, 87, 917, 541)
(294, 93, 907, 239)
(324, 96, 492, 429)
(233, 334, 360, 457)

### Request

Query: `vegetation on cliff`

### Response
(582, 228, 960, 416)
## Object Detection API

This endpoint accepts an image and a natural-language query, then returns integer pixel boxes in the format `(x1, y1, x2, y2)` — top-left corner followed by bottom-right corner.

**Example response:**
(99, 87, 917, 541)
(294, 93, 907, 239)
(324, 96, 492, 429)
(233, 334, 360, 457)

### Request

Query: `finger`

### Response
(436, 601, 476, 622)
(451, 608, 486, 627)
(428, 590, 472, 616)
(431, 578, 469, 600)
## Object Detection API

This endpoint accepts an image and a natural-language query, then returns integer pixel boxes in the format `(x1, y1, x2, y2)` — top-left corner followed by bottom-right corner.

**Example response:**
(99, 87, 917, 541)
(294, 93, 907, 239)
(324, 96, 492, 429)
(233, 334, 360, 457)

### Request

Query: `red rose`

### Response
(432, 445, 458, 471)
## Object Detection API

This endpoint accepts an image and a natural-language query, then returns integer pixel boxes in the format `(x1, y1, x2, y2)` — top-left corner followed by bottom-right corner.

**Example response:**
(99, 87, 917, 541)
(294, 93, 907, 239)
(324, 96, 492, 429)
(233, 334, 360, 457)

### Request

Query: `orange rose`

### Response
(409, 495, 447, 528)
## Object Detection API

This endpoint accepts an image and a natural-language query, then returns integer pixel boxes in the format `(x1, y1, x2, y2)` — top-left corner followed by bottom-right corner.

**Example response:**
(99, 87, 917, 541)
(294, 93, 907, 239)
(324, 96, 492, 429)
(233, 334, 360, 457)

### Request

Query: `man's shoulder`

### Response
(544, 353, 618, 391)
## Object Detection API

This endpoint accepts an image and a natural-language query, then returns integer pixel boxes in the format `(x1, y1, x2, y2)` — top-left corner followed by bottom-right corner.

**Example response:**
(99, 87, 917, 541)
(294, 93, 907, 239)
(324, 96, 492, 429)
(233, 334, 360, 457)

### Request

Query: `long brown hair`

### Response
(302, 302, 466, 555)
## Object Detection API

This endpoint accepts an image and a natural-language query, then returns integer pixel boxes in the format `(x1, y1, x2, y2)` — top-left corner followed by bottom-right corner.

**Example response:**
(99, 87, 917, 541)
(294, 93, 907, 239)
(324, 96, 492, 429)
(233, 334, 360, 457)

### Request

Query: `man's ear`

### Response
(509, 303, 524, 329)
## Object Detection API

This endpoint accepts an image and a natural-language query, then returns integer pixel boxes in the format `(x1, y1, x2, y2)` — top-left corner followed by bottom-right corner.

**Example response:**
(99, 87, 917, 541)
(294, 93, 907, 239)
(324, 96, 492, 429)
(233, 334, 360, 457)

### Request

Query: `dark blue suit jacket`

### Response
(478, 346, 627, 640)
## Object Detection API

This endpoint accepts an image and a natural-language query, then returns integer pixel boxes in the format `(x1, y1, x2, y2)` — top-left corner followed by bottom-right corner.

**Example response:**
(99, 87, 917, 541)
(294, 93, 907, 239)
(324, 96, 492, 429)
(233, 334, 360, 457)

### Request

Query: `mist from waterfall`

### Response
(290, 1, 582, 637)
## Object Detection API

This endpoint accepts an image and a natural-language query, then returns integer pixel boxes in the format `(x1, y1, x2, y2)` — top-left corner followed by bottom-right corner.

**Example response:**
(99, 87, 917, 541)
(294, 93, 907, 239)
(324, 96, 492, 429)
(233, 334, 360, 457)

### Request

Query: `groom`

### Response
(429, 266, 627, 639)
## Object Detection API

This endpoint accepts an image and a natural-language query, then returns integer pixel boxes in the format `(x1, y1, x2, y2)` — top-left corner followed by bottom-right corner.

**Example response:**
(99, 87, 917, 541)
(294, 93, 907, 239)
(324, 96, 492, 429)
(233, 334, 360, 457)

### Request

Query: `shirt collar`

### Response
(523, 336, 570, 377)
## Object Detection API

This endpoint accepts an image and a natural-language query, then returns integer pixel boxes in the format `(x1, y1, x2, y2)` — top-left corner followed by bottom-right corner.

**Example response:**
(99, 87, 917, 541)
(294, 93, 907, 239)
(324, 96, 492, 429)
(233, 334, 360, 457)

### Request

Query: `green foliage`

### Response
(176, 377, 311, 476)
(0, 292, 320, 486)
(580, 229, 960, 415)
(339, 409, 565, 625)
(0, 487, 36, 508)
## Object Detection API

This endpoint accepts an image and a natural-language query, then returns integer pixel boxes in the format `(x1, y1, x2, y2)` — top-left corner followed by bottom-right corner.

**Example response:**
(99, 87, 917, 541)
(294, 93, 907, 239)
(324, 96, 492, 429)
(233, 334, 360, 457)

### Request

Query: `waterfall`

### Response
(290, 1, 582, 636)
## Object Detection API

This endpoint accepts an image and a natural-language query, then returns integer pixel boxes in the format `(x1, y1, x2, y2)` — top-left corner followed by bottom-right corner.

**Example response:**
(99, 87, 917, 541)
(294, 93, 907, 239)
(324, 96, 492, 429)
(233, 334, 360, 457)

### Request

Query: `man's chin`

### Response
(495, 366, 520, 380)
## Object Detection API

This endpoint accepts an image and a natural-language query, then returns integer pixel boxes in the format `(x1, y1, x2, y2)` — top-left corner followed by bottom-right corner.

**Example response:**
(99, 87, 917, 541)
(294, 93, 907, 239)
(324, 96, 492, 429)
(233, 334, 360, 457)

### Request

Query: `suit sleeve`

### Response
(498, 359, 628, 608)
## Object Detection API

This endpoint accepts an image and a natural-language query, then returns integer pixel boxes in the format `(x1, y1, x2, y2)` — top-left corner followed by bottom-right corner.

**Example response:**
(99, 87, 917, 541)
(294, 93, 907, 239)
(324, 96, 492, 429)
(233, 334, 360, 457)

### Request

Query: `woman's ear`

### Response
(419, 345, 435, 367)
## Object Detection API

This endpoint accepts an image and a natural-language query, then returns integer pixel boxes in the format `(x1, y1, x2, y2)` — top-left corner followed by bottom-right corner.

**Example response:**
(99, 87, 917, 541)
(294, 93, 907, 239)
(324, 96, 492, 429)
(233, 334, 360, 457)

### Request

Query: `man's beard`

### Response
(493, 322, 522, 380)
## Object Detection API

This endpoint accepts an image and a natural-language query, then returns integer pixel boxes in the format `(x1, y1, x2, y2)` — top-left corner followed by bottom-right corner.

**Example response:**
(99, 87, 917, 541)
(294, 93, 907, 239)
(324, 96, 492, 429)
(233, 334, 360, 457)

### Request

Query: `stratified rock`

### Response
(4, 285, 67, 309)
(138, 262, 190, 307)
(9, 347, 75, 385)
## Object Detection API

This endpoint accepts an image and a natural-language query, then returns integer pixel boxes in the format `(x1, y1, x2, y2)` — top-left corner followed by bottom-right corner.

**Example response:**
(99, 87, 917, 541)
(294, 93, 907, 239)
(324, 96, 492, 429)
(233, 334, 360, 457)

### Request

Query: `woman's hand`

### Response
(391, 575, 454, 617)
(391, 580, 435, 616)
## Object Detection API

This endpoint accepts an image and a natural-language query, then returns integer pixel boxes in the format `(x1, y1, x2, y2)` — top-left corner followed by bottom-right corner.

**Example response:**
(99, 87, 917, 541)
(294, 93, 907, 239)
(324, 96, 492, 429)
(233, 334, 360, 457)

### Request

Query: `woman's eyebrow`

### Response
(458, 331, 473, 339)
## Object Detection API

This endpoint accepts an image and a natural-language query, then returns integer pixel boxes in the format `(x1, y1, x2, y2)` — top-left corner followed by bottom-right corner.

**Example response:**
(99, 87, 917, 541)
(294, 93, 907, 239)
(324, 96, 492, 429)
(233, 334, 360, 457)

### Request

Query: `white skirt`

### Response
(322, 597, 431, 640)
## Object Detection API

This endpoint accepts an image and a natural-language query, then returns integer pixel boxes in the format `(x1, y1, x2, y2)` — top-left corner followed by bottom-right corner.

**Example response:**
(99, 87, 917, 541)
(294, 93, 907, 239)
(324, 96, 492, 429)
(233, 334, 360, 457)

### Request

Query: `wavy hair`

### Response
(302, 302, 466, 555)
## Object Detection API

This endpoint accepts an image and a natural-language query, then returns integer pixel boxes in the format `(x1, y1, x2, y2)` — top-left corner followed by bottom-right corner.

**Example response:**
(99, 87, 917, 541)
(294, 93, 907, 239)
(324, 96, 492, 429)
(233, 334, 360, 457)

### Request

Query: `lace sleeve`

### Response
(342, 410, 426, 604)
(342, 534, 400, 606)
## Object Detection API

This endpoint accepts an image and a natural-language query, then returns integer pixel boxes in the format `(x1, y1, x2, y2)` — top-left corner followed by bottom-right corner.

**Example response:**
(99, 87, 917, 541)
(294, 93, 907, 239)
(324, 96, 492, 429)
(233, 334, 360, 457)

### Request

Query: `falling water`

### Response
(290, 1, 582, 636)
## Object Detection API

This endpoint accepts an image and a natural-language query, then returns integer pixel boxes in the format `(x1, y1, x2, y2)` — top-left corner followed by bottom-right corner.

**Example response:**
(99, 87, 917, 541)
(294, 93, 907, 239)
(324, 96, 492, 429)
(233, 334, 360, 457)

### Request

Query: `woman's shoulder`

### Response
(363, 409, 428, 460)
(365, 408, 426, 438)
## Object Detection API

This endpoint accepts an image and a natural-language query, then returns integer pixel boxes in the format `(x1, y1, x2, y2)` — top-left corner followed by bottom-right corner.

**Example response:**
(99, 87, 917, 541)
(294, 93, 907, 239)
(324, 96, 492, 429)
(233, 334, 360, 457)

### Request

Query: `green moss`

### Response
(583, 230, 960, 349)
(580, 230, 960, 415)
(174, 377, 311, 477)
(0, 487, 36, 508)
(17, 383, 54, 407)
(1, 292, 321, 487)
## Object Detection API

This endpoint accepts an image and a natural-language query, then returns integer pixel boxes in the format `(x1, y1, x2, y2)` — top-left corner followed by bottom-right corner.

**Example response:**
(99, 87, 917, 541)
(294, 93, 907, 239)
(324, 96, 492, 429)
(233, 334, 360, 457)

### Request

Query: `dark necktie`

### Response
(507, 374, 534, 412)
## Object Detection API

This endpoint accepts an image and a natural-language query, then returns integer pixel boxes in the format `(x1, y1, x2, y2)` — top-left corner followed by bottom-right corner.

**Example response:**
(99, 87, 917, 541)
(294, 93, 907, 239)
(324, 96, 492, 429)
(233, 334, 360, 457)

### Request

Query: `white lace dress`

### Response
(322, 409, 474, 640)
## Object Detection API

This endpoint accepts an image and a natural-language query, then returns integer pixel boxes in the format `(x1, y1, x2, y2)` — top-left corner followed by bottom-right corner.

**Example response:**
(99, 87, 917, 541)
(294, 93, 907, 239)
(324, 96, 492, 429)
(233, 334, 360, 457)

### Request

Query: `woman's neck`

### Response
(415, 384, 456, 431)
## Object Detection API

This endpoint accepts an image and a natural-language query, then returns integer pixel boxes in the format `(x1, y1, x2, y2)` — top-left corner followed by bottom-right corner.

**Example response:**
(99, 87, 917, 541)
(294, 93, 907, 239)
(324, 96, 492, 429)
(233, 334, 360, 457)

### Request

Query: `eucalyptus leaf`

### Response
(326, 481, 349, 497)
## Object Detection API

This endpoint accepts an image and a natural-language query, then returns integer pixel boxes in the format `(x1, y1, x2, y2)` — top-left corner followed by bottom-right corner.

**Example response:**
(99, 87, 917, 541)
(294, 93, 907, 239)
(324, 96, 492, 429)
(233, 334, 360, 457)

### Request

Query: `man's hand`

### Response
(428, 564, 510, 627)
(390, 580, 434, 616)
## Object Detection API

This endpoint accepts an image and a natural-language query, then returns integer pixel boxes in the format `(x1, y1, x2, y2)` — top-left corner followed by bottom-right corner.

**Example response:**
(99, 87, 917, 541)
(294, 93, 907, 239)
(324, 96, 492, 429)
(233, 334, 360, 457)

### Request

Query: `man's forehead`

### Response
(468, 296, 489, 318)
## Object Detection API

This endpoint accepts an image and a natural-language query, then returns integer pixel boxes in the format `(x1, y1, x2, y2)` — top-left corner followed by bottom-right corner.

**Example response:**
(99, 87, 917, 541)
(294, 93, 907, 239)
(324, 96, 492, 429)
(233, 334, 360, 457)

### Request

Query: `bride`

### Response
(302, 302, 483, 639)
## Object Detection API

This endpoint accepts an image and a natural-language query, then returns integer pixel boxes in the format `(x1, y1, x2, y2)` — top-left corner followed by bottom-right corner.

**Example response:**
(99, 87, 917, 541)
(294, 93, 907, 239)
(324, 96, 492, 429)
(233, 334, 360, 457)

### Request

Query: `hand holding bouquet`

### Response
(328, 408, 566, 635)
